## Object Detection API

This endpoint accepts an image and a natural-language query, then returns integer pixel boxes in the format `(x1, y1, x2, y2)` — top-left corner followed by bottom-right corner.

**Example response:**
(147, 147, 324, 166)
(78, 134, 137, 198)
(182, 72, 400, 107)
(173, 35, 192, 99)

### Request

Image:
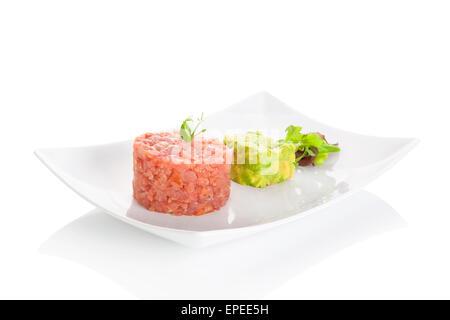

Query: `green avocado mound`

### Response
(224, 131, 296, 188)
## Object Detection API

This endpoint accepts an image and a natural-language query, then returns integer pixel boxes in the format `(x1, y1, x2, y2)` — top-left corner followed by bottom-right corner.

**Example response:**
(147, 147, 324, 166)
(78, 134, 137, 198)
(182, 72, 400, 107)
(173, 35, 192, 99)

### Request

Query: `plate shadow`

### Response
(40, 191, 405, 299)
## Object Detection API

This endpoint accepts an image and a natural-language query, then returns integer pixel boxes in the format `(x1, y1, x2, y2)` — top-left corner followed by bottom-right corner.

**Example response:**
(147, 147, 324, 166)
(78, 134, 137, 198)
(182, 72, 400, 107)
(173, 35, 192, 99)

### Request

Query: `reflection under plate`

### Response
(40, 191, 405, 299)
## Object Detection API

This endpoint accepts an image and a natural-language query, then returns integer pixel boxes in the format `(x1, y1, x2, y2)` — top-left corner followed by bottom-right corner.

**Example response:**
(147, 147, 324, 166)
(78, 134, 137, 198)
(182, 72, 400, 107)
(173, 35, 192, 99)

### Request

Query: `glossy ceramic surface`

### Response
(35, 92, 418, 247)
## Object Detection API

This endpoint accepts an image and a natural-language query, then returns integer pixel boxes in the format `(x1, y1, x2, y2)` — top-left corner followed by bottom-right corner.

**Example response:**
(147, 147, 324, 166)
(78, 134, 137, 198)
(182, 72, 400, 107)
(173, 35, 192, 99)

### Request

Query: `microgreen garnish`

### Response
(180, 113, 206, 142)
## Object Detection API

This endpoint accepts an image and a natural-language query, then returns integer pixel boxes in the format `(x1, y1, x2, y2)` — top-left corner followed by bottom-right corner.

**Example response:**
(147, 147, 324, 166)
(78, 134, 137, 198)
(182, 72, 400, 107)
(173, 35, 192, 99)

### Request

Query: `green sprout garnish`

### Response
(180, 113, 206, 142)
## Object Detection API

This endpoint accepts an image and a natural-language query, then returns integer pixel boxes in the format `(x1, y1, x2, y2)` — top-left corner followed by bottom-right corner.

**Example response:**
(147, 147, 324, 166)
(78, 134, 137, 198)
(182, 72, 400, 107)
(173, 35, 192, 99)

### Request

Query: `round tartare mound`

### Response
(133, 131, 231, 216)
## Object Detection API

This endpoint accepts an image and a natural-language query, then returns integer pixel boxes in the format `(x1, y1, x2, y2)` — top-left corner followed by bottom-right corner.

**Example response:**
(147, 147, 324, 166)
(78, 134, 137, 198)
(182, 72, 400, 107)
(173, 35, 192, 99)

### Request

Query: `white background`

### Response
(0, 0, 449, 299)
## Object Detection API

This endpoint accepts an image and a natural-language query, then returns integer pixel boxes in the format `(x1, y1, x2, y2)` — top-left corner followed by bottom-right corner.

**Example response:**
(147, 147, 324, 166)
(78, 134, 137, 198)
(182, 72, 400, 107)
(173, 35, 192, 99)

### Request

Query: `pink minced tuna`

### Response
(133, 131, 231, 216)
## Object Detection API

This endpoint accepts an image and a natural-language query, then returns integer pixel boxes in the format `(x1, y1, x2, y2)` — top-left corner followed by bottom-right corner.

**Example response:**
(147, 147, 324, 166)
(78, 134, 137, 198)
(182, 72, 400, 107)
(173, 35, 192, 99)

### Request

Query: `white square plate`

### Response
(35, 92, 418, 247)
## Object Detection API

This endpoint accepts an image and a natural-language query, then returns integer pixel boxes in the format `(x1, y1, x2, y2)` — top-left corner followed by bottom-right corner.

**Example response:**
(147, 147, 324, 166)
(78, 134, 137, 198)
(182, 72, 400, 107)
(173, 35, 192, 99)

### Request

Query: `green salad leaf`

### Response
(285, 125, 304, 143)
(180, 113, 206, 142)
(281, 125, 340, 166)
